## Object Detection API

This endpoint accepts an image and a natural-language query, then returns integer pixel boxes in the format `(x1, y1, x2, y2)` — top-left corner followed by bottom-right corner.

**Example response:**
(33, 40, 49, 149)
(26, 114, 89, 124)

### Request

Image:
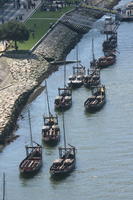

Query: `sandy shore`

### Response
(0, 0, 120, 145)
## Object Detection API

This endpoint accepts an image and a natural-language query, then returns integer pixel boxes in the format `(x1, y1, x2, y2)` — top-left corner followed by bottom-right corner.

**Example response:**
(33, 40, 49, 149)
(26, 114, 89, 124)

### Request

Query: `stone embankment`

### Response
(34, 0, 119, 60)
(0, 56, 51, 145)
(34, 6, 105, 59)
(0, 0, 120, 145)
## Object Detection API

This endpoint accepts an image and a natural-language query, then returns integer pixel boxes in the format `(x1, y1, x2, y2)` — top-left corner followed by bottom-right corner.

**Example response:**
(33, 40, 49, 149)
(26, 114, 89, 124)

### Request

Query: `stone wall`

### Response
(0, 57, 50, 144)
(35, 23, 80, 61)
(34, 0, 120, 61)
(34, 7, 105, 61)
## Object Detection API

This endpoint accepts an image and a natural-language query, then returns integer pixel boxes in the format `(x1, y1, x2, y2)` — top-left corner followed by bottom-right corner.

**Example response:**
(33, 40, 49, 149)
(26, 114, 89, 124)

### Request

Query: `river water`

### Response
(0, 0, 133, 199)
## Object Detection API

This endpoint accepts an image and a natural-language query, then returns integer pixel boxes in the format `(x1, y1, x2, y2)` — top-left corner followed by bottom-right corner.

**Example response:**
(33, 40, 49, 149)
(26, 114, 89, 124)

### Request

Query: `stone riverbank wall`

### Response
(0, 0, 120, 145)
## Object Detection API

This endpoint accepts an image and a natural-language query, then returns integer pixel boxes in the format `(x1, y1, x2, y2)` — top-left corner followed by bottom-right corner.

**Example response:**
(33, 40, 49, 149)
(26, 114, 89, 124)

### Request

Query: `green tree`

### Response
(0, 21, 30, 50)
(0, 0, 5, 7)
(0, 24, 6, 40)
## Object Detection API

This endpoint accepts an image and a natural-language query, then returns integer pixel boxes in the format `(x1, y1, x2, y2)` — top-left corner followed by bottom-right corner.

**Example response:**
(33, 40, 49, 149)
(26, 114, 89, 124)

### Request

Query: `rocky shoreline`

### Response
(0, 0, 120, 145)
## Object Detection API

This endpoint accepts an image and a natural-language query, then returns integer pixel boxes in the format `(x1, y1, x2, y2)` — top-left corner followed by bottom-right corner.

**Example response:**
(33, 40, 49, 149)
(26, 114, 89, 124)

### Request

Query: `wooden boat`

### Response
(104, 49, 117, 57)
(68, 66, 86, 88)
(54, 87, 72, 110)
(90, 75, 101, 88)
(102, 28, 118, 52)
(83, 69, 100, 89)
(19, 109, 42, 176)
(97, 53, 116, 68)
(50, 112, 76, 178)
(42, 80, 60, 145)
(103, 40, 117, 52)
(103, 16, 119, 34)
(68, 46, 86, 88)
(42, 115, 60, 145)
(103, 36, 117, 49)
(90, 59, 98, 68)
(84, 85, 106, 112)
(50, 146, 76, 177)
(93, 85, 106, 96)
(117, 2, 133, 21)
(55, 62, 72, 110)
(103, 17, 114, 34)
(19, 142, 42, 176)
(108, 32, 117, 43)
(90, 38, 98, 69)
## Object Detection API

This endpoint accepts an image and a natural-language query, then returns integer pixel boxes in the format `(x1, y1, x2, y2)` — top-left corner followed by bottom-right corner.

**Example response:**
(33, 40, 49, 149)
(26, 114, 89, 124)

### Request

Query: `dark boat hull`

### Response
(68, 82, 83, 89)
(42, 136, 60, 146)
(19, 145, 43, 177)
(84, 82, 91, 89)
(19, 161, 42, 176)
(84, 99, 106, 112)
(84, 80, 100, 89)
(120, 16, 133, 21)
(97, 59, 116, 69)
(50, 161, 76, 177)
(98, 62, 115, 68)
(55, 102, 72, 111)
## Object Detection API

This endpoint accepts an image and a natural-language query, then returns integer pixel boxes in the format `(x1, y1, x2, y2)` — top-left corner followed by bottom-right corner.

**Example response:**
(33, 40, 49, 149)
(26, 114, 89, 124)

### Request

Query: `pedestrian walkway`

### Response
(0, 41, 10, 54)
(0, 0, 42, 24)
(0, 0, 42, 52)
(0, 42, 5, 52)
(30, 17, 59, 20)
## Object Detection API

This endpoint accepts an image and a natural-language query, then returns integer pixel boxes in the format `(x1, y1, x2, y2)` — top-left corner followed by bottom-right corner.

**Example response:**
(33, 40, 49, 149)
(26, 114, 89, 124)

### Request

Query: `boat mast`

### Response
(45, 80, 51, 117)
(106, 33, 108, 41)
(62, 111, 67, 151)
(28, 108, 33, 147)
(76, 45, 79, 68)
(64, 62, 66, 88)
(92, 38, 95, 62)
(3, 173, 5, 200)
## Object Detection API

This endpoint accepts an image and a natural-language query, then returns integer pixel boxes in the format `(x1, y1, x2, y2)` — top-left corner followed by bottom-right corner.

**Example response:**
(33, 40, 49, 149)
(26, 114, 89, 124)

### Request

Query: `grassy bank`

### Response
(18, 6, 74, 50)
(31, 6, 74, 18)
(18, 19, 56, 50)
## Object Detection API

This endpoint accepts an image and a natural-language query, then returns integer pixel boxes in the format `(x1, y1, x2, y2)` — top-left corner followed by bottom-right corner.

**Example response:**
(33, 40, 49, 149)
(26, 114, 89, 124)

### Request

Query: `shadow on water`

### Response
(19, 173, 35, 180)
(84, 104, 107, 115)
(44, 145, 59, 156)
(84, 110, 94, 117)
(19, 169, 43, 180)
(70, 85, 84, 91)
(42, 140, 60, 148)
(49, 170, 75, 183)
(54, 109, 72, 116)
(4, 50, 38, 60)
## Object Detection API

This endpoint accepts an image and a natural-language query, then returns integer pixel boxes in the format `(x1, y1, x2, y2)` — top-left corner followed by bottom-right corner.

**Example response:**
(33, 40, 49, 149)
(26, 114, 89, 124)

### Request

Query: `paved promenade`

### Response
(0, 0, 42, 24)
(0, 0, 42, 52)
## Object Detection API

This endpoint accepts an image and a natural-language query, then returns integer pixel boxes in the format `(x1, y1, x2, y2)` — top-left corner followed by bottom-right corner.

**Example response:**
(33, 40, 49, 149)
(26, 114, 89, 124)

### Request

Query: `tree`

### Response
(0, 0, 5, 7)
(0, 21, 30, 50)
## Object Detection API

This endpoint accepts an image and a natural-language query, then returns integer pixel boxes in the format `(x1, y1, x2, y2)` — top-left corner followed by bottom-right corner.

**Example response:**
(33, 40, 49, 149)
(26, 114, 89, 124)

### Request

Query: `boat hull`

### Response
(68, 81, 83, 89)
(97, 59, 115, 68)
(84, 80, 100, 89)
(19, 161, 42, 176)
(50, 162, 76, 177)
(54, 102, 72, 111)
(120, 15, 133, 21)
(84, 99, 106, 112)
(42, 136, 60, 146)
(19, 145, 43, 177)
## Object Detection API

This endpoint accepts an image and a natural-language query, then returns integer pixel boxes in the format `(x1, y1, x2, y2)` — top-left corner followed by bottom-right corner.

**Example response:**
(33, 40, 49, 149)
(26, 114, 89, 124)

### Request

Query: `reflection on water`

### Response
(0, 1, 133, 199)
